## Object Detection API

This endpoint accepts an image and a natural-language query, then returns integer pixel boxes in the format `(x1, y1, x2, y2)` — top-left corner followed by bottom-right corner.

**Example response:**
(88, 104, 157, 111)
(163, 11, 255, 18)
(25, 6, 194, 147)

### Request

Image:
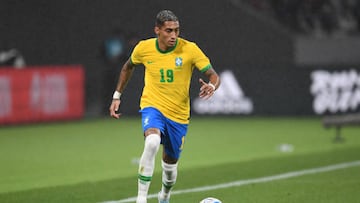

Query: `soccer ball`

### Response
(199, 197, 222, 203)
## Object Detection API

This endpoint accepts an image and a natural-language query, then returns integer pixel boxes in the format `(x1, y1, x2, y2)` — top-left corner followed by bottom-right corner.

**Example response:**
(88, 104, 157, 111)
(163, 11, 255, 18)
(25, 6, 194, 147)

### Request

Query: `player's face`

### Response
(155, 21, 180, 50)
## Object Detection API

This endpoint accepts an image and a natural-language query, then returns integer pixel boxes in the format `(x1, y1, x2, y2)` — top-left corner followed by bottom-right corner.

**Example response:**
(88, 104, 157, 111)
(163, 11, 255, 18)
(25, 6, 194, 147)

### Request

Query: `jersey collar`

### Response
(156, 38, 178, 54)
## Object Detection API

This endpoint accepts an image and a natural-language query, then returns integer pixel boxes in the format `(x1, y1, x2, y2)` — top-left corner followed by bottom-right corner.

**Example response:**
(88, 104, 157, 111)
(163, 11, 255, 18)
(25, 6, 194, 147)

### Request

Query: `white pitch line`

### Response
(100, 160, 360, 203)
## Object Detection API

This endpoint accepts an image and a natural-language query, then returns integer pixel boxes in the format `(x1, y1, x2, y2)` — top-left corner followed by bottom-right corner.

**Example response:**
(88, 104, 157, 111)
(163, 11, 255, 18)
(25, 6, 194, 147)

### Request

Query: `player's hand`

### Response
(199, 78, 215, 100)
(109, 99, 122, 119)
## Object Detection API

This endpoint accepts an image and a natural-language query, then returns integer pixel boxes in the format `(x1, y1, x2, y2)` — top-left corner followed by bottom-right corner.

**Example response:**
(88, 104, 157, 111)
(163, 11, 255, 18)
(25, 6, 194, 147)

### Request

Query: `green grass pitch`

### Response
(0, 116, 360, 203)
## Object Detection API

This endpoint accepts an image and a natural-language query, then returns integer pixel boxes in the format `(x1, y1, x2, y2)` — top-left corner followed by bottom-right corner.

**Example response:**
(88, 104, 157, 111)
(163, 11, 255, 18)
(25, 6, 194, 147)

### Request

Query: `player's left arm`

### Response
(199, 67, 220, 99)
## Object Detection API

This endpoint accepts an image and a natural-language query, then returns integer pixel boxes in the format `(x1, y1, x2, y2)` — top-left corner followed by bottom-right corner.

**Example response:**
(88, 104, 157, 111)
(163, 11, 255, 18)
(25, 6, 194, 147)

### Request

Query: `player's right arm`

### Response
(109, 59, 135, 119)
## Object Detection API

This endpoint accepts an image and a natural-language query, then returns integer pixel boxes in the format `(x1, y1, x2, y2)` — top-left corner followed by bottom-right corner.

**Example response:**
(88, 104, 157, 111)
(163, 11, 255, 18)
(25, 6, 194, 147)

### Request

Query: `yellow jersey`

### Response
(130, 37, 211, 124)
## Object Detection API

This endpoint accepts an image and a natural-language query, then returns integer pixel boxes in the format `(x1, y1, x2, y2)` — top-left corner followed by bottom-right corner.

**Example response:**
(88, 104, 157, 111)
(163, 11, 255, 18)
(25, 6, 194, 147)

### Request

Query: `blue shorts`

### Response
(140, 107, 188, 159)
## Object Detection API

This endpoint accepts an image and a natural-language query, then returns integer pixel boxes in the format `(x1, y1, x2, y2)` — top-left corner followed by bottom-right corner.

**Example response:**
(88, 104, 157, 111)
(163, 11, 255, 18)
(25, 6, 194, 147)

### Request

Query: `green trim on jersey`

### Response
(200, 64, 212, 73)
(156, 38, 178, 54)
(129, 57, 134, 65)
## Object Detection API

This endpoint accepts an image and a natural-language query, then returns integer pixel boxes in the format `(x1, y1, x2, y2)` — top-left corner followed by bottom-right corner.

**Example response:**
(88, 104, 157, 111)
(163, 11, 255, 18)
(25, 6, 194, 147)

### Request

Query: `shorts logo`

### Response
(144, 117, 149, 127)
(175, 57, 183, 67)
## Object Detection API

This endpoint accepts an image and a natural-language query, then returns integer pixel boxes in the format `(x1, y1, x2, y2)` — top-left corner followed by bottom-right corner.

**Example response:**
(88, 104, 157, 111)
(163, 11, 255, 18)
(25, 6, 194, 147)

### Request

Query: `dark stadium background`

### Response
(1, 0, 359, 122)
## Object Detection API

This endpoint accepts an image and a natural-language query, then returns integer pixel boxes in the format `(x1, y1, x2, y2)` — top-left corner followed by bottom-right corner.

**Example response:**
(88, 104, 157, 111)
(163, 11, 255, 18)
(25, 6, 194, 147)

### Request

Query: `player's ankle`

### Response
(160, 191, 170, 199)
(158, 191, 170, 201)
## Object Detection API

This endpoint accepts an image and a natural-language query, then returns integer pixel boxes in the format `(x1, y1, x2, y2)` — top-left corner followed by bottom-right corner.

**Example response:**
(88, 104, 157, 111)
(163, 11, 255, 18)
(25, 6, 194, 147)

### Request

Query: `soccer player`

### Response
(109, 10, 220, 203)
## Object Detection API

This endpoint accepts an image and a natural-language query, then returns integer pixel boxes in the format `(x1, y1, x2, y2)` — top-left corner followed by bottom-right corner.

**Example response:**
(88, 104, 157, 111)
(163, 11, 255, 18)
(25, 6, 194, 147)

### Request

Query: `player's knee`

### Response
(145, 128, 160, 136)
(145, 134, 161, 151)
(163, 153, 178, 164)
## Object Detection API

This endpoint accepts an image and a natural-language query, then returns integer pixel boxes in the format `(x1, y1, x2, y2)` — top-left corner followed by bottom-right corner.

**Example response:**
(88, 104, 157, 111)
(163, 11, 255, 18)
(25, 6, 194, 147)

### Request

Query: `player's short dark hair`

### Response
(155, 10, 178, 27)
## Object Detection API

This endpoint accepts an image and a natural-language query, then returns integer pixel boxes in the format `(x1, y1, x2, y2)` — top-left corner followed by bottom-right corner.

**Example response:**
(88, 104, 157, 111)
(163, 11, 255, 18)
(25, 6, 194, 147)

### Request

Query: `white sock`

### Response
(159, 160, 178, 200)
(136, 134, 161, 203)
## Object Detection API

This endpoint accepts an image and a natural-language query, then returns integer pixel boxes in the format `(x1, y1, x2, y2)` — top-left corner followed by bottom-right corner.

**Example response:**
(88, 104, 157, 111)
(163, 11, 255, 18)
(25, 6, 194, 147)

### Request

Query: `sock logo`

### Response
(193, 70, 253, 114)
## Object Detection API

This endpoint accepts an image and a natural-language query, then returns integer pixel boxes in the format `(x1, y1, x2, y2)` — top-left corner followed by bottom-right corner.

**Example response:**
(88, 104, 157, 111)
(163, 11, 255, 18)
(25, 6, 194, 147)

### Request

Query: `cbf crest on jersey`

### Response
(175, 57, 183, 67)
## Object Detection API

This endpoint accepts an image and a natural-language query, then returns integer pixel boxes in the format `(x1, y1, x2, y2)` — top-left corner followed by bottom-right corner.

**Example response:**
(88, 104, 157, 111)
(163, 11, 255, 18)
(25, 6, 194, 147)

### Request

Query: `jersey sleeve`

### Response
(130, 41, 144, 65)
(192, 43, 212, 72)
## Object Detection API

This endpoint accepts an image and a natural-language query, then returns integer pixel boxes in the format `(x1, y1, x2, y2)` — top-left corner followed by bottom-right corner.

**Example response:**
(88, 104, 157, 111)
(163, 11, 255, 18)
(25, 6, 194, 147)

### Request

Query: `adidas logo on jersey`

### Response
(193, 70, 253, 114)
